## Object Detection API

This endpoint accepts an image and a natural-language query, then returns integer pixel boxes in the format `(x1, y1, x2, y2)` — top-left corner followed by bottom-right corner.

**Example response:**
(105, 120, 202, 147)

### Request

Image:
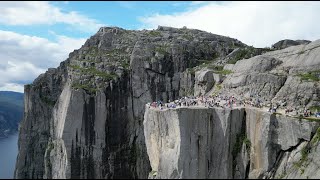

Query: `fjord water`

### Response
(0, 133, 18, 178)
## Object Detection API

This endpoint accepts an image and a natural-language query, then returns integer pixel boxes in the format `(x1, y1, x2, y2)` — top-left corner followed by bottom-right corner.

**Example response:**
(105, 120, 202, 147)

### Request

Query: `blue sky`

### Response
(0, 1, 211, 41)
(0, 1, 320, 92)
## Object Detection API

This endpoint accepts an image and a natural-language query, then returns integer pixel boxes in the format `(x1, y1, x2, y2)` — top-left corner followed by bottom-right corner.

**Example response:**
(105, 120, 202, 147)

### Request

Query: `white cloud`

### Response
(190, 1, 208, 5)
(140, 1, 320, 47)
(0, 1, 104, 32)
(0, 83, 24, 93)
(0, 30, 86, 93)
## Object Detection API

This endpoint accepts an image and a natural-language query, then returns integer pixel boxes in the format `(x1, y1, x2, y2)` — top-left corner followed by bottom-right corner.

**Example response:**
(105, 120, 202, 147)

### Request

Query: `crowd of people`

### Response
(146, 94, 263, 110)
(146, 93, 320, 119)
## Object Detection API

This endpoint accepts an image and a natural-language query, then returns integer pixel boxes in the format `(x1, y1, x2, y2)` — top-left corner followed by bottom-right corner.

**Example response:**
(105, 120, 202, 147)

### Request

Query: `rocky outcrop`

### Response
(15, 25, 320, 179)
(143, 107, 320, 179)
(221, 39, 320, 111)
(15, 26, 246, 179)
(271, 39, 311, 50)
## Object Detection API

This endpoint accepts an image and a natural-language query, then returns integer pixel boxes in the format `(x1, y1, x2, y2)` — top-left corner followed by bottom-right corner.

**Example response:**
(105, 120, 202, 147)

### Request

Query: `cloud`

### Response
(0, 83, 24, 93)
(140, 1, 320, 47)
(190, 1, 209, 5)
(0, 30, 86, 93)
(0, 1, 104, 32)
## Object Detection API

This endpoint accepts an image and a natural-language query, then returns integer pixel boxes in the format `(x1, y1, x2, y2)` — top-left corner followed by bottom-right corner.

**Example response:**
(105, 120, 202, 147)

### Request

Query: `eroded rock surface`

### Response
(144, 107, 320, 179)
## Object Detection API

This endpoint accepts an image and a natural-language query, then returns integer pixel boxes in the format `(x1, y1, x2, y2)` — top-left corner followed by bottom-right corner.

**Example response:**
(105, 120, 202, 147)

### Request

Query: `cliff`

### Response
(15, 26, 246, 179)
(14, 25, 320, 179)
(144, 107, 320, 179)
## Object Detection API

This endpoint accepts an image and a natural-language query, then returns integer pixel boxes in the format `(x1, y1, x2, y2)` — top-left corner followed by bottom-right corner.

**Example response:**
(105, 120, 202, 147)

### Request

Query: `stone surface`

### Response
(144, 107, 320, 179)
(271, 39, 311, 50)
(15, 26, 247, 179)
(14, 25, 320, 179)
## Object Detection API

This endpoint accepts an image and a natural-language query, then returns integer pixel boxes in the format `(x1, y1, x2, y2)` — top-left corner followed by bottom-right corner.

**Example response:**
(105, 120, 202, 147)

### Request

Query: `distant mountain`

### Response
(0, 91, 23, 138)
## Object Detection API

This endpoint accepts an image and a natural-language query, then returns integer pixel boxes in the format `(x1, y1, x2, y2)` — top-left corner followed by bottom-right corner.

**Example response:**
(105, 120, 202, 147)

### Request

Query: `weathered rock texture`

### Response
(15, 25, 320, 179)
(271, 39, 311, 50)
(144, 107, 320, 179)
(15, 26, 246, 179)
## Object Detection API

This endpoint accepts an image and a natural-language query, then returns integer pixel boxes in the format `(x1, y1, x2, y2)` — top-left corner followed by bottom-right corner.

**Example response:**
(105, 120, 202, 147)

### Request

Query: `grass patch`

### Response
(227, 46, 255, 64)
(68, 64, 82, 70)
(69, 65, 118, 81)
(293, 144, 310, 171)
(311, 127, 320, 145)
(206, 65, 224, 71)
(120, 61, 130, 69)
(182, 34, 194, 41)
(212, 84, 223, 96)
(303, 116, 320, 121)
(298, 70, 320, 81)
(277, 172, 287, 179)
(214, 69, 233, 75)
(155, 46, 168, 55)
(309, 106, 320, 112)
(148, 31, 161, 36)
(186, 68, 196, 75)
(71, 82, 97, 94)
(40, 96, 56, 106)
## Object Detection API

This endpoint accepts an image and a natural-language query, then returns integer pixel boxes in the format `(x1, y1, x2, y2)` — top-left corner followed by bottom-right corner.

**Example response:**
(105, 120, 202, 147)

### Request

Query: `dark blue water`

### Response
(0, 133, 18, 179)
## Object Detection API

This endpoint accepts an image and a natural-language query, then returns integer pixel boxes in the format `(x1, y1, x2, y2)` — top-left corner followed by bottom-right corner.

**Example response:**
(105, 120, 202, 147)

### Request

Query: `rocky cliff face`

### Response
(15, 25, 320, 179)
(144, 107, 320, 179)
(15, 26, 247, 179)
(143, 37, 320, 179)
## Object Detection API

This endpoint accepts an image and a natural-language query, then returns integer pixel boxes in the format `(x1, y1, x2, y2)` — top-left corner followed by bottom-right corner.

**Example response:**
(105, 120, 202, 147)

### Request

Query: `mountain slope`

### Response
(0, 91, 23, 138)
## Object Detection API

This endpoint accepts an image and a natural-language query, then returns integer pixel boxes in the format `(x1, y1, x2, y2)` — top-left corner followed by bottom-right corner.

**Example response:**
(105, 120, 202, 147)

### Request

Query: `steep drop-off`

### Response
(15, 26, 246, 179)
(15, 25, 320, 179)
(144, 107, 320, 179)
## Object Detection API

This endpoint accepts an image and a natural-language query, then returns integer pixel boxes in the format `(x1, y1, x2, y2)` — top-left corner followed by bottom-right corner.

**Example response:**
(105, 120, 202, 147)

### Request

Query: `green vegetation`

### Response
(40, 96, 56, 106)
(155, 45, 169, 55)
(227, 46, 256, 64)
(243, 137, 251, 150)
(232, 132, 251, 176)
(298, 50, 304, 55)
(201, 64, 233, 75)
(182, 34, 194, 41)
(303, 116, 320, 121)
(310, 106, 320, 112)
(45, 141, 54, 173)
(69, 64, 118, 81)
(207, 65, 223, 71)
(120, 61, 130, 69)
(148, 30, 161, 36)
(150, 170, 157, 176)
(212, 84, 222, 96)
(277, 172, 287, 179)
(71, 82, 98, 94)
(25, 84, 32, 89)
(293, 144, 310, 173)
(215, 69, 233, 75)
(186, 68, 196, 75)
(311, 127, 320, 145)
(298, 70, 320, 82)
(232, 133, 251, 157)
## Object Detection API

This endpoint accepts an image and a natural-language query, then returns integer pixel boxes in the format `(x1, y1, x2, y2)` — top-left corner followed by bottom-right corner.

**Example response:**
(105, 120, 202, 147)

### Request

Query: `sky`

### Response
(0, 1, 320, 93)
